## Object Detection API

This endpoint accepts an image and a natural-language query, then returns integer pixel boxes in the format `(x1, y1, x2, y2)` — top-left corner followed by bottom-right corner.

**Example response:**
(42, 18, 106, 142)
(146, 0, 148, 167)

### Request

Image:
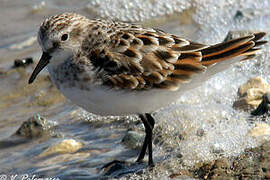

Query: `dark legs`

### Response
(101, 113, 155, 172)
(136, 113, 155, 166)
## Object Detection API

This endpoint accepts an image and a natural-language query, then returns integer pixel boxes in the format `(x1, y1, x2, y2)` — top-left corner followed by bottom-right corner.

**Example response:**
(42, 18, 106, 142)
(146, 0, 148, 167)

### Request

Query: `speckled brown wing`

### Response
(92, 29, 266, 91)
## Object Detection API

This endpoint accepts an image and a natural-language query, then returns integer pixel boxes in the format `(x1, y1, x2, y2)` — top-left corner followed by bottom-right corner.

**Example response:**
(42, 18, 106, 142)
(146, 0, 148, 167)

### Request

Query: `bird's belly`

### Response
(58, 85, 178, 116)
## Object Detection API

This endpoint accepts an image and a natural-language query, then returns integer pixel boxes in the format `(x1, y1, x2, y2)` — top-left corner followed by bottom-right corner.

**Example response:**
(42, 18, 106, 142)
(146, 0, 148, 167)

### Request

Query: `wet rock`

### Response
(251, 93, 270, 116)
(233, 88, 265, 110)
(248, 123, 270, 137)
(121, 131, 144, 150)
(13, 57, 33, 68)
(233, 77, 270, 110)
(191, 141, 270, 179)
(16, 114, 53, 138)
(238, 77, 270, 96)
(193, 158, 232, 179)
(234, 150, 265, 179)
(169, 140, 270, 179)
(40, 139, 83, 157)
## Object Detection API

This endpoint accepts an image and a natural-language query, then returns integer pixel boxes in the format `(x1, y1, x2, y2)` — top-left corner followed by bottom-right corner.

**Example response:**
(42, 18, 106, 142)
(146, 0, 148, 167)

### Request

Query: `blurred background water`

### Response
(1, 0, 270, 179)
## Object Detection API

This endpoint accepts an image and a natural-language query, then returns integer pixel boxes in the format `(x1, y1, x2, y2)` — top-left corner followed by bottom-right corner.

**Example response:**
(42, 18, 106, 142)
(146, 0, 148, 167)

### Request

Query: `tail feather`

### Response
(241, 48, 260, 56)
(201, 41, 255, 66)
(201, 35, 254, 58)
(200, 32, 267, 66)
(253, 32, 266, 41)
(254, 40, 268, 47)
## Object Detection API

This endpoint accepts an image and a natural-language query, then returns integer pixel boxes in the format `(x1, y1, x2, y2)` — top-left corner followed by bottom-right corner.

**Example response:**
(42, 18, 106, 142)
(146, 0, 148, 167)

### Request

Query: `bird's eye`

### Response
(61, 34, 69, 41)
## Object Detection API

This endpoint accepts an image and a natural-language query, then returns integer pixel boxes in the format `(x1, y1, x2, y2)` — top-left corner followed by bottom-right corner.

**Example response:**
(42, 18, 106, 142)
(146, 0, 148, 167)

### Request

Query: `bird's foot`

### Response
(101, 160, 127, 171)
(100, 160, 147, 177)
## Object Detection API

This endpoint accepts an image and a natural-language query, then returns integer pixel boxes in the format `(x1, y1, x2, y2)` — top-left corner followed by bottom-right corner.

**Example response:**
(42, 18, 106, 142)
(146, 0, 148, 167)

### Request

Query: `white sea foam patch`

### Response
(154, 103, 257, 167)
(87, 0, 191, 22)
(192, 0, 270, 43)
(86, 0, 270, 25)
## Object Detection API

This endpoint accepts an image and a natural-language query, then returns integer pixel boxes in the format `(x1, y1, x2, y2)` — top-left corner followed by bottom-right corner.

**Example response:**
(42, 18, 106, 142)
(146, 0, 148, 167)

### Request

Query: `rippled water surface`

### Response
(1, 0, 270, 179)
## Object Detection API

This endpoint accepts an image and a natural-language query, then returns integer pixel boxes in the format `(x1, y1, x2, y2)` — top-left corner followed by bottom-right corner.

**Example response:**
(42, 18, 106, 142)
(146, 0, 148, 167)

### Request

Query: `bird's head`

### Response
(29, 12, 89, 84)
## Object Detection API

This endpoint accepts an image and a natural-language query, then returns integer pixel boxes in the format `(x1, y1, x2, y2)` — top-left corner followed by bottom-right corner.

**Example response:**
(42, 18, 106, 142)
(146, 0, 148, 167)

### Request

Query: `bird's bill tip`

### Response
(28, 52, 51, 84)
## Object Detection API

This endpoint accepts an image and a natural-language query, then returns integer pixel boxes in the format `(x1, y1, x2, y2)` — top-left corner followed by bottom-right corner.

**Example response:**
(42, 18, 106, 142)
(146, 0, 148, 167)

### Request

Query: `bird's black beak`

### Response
(28, 52, 51, 84)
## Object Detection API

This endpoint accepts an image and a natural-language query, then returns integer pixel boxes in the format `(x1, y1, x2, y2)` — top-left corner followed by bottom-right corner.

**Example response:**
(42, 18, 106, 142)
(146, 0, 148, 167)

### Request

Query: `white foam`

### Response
(87, 0, 191, 22)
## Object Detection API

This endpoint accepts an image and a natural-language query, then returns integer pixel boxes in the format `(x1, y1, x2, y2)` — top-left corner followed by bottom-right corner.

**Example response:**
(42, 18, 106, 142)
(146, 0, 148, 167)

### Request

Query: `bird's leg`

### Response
(145, 113, 155, 166)
(101, 113, 155, 172)
(136, 113, 155, 166)
(136, 114, 149, 162)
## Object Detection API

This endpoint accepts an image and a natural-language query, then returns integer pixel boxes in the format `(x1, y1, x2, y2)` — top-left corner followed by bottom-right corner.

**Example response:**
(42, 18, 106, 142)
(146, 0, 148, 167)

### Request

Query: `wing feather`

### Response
(84, 25, 266, 91)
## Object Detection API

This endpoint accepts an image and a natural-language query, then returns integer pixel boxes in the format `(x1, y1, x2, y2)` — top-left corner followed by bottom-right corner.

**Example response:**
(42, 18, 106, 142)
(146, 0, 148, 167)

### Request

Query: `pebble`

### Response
(40, 139, 83, 157)
(13, 57, 33, 68)
(233, 77, 270, 110)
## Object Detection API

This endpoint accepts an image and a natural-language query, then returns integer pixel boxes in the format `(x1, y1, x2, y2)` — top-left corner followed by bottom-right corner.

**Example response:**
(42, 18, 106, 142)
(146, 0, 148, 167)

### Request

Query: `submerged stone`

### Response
(40, 139, 83, 157)
(121, 131, 144, 150)
(15, 114, 53, 138)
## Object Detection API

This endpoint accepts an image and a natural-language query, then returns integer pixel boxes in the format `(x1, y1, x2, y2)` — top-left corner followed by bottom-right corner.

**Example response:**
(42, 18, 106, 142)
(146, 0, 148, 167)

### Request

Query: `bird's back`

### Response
(79, 22, 267, 92)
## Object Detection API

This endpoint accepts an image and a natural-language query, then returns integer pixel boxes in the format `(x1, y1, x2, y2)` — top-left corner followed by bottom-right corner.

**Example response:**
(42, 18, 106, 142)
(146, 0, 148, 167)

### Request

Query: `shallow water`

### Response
(1, 0, 270, 179)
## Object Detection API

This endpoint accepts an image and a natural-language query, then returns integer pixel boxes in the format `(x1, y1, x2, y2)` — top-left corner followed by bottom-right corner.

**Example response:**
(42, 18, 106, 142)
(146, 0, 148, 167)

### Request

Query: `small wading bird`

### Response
(29, 13, 267, 166)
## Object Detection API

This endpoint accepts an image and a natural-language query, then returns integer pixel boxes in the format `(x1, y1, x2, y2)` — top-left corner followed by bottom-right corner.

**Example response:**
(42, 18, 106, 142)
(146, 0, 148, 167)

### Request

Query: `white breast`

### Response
(58, 85, 178, 116)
